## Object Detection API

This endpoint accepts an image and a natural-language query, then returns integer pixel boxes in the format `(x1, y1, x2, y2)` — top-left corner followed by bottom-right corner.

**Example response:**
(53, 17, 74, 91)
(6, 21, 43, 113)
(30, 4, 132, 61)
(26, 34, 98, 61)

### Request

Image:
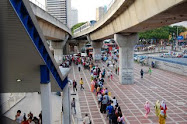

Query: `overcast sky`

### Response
(37, 0, 113, 22)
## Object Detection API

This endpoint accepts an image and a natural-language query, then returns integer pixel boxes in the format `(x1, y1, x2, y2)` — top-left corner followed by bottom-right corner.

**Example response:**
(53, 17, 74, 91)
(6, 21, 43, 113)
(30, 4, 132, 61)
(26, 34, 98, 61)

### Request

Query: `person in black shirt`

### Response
(73, 80, 77, 92)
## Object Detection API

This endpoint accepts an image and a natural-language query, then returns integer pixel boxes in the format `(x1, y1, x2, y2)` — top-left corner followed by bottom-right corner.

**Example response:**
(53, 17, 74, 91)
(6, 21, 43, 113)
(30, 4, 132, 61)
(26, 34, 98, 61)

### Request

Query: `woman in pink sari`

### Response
(144, 101, 150, 118)
(90, 80, 95, 92)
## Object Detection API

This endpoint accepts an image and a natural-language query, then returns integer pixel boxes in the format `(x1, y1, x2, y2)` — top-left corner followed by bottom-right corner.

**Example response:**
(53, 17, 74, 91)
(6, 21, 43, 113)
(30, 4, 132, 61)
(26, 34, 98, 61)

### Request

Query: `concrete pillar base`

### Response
(50, 41, 63, 64)
(91, 41, 103, 61)
(114, 33, 138, 85)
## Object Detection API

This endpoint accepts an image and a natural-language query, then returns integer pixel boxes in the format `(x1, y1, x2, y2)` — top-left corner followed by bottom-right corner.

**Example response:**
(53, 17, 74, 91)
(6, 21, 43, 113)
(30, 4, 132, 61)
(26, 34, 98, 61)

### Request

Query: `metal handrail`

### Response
(0, 93, 26, 114)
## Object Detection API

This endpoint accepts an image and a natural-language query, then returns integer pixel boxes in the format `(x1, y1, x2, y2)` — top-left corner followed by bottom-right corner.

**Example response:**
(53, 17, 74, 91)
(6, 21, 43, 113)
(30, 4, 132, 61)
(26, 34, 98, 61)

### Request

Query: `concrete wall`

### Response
(147, 58, 187, 76)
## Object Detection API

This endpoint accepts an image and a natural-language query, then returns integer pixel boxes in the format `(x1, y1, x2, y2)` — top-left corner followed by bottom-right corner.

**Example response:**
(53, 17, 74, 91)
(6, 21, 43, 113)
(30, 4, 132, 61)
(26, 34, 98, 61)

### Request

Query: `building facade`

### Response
(46, 0, 71, 28)
(70, 8, 78, 27)
(96, 7, 106, 21)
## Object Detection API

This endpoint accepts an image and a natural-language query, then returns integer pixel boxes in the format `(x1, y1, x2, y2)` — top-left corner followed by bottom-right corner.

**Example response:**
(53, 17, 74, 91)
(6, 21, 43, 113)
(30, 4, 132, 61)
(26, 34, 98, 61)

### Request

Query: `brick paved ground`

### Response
(69, 62, 187, 124)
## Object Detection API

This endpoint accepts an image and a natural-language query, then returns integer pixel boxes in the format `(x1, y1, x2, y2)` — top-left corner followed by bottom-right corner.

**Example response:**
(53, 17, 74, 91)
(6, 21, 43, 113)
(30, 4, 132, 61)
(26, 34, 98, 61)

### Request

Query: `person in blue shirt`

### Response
(106, 102, 114, 123)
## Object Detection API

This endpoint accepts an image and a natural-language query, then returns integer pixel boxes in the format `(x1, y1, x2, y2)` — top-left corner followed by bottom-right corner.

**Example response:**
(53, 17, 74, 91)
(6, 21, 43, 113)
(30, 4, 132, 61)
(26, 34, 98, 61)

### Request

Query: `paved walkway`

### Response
(69, 62, 187, 124)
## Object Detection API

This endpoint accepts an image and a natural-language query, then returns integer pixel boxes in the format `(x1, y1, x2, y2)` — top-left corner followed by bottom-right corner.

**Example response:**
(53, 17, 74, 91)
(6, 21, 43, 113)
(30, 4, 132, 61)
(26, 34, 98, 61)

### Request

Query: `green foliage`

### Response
(71, 22, 86, 33)
(139, 26, 187, 40)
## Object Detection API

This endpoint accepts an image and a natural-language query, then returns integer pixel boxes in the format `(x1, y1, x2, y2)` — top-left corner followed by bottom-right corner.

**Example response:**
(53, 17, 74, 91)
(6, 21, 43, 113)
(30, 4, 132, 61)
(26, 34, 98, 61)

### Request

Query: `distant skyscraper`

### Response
(96, 7, 106, 21)
(46, 0, 71, 28)
(70, 8, 78, 27)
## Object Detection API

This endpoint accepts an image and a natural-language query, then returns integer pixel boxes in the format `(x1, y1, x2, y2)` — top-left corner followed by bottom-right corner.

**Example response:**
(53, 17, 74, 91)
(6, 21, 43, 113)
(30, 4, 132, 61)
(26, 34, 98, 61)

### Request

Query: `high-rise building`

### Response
(96, 7, 106, 21)
(70, 8, 78, 27)
(46, 0, 71, 28)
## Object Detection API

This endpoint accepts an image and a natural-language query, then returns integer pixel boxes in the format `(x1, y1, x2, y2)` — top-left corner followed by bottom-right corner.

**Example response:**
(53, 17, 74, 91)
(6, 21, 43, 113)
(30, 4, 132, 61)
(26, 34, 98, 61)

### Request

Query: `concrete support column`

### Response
(40, 65, 52, 124)
(78, 42, 85, 52)
(91, 41, 103, 61)
(114, 33, 138, 84)
(51, 41, 63, 64)
(63, 43, 70, 55)
(62, 83, 71, 124)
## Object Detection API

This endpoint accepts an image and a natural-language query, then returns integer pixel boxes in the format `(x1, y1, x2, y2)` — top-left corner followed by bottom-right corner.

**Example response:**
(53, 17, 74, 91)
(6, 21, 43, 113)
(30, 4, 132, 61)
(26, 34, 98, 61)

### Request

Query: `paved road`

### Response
(69, 62, 187, 124)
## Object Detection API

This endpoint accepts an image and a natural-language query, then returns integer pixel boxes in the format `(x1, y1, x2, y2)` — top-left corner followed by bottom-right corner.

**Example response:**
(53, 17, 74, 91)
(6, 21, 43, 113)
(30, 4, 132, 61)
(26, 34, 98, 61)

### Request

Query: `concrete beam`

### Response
(74, 0, 187, 41)
(30, 2, 72, 40)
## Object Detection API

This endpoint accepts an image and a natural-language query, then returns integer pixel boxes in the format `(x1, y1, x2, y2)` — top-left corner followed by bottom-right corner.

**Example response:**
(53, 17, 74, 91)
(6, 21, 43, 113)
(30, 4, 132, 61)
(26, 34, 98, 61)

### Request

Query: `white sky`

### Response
(37, 0, 113, 22)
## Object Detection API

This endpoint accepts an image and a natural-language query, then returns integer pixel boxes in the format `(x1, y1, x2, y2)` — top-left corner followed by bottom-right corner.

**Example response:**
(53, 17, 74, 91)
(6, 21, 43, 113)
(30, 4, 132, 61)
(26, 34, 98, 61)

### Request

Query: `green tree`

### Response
(71, 22, 86, 33)
(139, 26, 186, 43)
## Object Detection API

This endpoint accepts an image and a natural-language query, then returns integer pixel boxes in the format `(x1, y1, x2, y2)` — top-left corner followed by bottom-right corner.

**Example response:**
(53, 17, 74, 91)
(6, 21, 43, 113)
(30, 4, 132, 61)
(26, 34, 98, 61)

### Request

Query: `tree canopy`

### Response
(139, 26, 186, 40)
(71, 22, 86, 33)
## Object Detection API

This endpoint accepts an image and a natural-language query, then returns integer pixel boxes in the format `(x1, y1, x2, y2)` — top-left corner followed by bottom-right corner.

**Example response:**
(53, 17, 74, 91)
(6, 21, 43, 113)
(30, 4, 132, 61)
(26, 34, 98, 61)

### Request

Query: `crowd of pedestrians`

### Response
(69, 53, 167, 124)
(89, 64, 125, 124)
(71, 54, 125, 124)
(15, 110, 42, 124)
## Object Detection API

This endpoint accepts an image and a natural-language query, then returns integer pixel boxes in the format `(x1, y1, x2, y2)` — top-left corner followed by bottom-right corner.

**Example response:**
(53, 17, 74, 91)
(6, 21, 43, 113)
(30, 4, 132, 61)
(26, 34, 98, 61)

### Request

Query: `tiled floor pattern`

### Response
(69, 62, 187, 124)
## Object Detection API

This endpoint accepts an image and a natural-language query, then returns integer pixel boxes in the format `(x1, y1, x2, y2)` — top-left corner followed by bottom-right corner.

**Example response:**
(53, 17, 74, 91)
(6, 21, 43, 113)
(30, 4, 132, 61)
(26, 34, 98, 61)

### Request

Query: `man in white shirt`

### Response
(83, 113, 91, 124)
(112, 96, 117, 106)
(15, 110, 23, 123)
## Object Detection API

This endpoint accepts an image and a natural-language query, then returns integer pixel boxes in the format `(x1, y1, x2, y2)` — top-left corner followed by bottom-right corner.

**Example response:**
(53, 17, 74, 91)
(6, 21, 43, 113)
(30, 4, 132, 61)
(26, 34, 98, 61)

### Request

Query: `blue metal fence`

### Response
(151, 57, 187, 66)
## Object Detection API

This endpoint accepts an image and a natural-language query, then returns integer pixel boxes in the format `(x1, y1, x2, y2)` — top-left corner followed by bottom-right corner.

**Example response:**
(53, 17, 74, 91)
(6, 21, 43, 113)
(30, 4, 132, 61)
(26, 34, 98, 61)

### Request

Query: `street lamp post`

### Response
(176, 26, 179, 50)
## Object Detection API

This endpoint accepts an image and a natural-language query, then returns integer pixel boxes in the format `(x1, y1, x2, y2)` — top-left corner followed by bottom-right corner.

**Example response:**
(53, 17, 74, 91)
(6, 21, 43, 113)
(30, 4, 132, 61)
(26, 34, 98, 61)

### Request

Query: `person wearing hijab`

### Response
(160, 100, 167, 118)
(159, 110, 166, 124)
(144, 101, 150, 118)
(154, 100, 161, 117)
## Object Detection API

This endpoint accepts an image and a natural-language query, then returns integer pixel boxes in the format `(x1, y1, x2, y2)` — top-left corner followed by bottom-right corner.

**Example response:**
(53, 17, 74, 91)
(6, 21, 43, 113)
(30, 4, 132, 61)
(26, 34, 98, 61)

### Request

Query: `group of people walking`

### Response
(144, 100, 167, 124)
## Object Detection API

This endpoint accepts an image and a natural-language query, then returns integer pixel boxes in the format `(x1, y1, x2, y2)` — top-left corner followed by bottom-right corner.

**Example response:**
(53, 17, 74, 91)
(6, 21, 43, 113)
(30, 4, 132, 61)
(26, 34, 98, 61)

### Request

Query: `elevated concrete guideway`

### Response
(29, 2, 74, 64)
(74, 0, 187, 40)
(30, 2, 72, 40)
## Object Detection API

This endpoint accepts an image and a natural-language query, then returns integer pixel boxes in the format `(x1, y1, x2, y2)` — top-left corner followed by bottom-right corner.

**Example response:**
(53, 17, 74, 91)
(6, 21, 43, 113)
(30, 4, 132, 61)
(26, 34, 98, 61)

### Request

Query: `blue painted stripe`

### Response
(9, 0, 68, 90)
